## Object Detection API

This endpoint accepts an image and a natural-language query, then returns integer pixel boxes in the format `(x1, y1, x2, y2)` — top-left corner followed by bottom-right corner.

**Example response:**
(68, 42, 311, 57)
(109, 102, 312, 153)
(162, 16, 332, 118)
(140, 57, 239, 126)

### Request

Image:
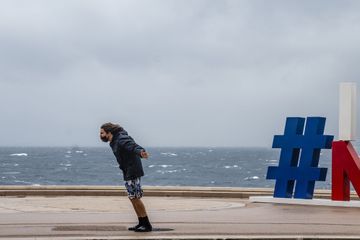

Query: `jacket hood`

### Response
(119, 129, 128, 135)
(110, 128, 128, 145)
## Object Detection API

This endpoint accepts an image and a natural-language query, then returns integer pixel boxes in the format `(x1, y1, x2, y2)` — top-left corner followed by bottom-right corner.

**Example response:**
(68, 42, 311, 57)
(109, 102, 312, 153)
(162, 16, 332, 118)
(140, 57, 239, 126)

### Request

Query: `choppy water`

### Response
(0, 146, 355, 189)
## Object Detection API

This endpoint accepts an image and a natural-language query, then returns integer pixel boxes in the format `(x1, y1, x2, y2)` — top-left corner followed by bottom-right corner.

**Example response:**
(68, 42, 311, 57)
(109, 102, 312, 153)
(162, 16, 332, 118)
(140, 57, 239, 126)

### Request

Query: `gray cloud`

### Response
(0, 0, 359, 147)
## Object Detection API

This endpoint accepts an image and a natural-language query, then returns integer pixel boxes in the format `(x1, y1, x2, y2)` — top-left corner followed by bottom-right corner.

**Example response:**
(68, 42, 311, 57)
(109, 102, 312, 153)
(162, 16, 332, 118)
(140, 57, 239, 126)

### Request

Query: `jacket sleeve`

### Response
(117, 134, 145, 155)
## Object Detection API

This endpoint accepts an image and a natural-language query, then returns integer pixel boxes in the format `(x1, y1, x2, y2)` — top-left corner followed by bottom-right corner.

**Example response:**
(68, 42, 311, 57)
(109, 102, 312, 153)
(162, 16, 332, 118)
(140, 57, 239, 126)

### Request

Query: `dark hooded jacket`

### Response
(109, 129, 145, 181)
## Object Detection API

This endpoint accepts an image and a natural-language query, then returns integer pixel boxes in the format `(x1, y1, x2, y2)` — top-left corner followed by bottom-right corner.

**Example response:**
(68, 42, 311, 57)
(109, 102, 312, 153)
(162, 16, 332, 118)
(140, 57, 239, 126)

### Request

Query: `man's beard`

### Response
(100, 136, 109, 142)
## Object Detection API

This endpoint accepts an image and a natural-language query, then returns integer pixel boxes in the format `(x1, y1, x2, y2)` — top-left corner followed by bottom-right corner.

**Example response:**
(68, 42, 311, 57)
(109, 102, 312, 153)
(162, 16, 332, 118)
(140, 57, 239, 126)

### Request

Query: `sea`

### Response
(0, 145, 359, 189)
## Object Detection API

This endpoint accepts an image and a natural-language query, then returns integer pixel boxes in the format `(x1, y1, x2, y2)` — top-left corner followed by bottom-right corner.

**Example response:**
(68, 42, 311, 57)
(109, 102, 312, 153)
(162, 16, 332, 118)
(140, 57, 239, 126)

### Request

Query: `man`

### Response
(100, 122, 152, 232)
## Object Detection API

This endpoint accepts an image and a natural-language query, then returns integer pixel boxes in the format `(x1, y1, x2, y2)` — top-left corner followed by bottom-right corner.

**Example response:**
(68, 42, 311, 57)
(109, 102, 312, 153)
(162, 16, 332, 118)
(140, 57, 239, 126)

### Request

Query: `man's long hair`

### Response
(100, 122, 123, 134)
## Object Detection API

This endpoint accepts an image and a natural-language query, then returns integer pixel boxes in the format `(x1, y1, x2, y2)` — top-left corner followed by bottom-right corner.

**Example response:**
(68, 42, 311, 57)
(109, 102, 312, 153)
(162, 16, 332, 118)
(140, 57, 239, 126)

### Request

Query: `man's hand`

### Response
(140, 150, 149, 159)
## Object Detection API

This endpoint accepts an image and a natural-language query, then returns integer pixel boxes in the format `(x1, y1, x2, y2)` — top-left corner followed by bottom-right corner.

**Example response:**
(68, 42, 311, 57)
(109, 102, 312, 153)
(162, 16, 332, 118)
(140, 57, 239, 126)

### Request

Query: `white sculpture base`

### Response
(249, 196, 360, 208)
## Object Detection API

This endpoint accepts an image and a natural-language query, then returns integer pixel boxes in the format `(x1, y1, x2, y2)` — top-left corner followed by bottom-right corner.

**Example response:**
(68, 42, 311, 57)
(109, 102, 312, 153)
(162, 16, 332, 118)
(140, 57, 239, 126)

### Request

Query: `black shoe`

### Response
(134, 225, 152, 232)
(128, 224, 141, 231)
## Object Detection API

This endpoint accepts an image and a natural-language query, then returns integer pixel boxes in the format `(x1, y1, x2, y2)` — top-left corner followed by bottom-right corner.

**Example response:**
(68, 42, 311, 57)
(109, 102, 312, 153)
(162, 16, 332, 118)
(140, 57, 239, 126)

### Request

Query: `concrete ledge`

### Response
(249, 196, 360, 208)
(14, 235, 360, 240)
(0, 186, 273, 198)
(0, 186, 359, 199)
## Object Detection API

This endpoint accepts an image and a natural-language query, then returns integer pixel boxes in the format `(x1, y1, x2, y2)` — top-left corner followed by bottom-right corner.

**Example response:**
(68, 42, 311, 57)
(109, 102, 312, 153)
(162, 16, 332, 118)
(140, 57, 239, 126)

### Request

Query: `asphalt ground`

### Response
(1, 187, 360, 239)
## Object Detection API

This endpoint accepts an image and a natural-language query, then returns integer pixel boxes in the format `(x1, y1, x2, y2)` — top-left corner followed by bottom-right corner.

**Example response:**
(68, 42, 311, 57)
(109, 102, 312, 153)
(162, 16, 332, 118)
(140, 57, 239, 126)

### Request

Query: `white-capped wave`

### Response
(161, 152, 178, 157)
(156, 170, 164, 174)
(224, 165, 240, 169)
(2, 172, 20, 174)
(148, 164, 173, 168)
(14, 180, 33, 184)
(156, 168, 185, 174)
(60, 163, 72, 167)
(10, 153, 28, 157)
(244, 176, 260, 181)
(160, 165, 172, 168)
(75, 150, 84, 153)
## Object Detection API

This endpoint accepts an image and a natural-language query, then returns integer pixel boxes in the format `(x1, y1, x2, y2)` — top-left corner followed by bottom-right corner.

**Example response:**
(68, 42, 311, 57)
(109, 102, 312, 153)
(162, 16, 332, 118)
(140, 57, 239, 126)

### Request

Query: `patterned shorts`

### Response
(124, 178, 143, 199)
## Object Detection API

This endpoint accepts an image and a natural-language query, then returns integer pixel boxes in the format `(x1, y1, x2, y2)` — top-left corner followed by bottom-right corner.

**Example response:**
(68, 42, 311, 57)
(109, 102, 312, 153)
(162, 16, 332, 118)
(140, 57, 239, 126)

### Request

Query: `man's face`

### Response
(100, 128, 110, 142)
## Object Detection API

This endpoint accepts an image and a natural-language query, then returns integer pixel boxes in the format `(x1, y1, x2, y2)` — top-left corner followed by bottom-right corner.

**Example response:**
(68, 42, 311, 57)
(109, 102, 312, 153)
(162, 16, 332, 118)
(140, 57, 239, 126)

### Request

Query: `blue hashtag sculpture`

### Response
(266, 117, 333, 199)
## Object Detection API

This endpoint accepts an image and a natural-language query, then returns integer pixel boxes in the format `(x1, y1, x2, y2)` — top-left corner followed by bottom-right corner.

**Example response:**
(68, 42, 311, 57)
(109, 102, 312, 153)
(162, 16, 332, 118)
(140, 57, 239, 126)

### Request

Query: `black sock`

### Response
(141, 216, 152, 227)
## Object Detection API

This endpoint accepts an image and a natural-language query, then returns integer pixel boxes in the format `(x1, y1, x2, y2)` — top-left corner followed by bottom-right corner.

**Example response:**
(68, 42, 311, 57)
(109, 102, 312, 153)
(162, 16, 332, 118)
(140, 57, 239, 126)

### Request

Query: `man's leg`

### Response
(130, 198, 152, 232)
(130, 198, 147, 217)
(126, 178, 152, 232)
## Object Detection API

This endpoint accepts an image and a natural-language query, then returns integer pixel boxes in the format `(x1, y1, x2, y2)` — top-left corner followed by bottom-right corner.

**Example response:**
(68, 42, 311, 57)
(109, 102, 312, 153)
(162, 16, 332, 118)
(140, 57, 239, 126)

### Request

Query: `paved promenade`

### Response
(1, 187, 360, 239)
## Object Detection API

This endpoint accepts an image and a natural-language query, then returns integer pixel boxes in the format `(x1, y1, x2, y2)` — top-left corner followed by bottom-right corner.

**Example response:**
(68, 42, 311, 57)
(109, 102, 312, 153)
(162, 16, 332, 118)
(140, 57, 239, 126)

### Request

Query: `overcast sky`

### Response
(0, 0, 359, 147)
